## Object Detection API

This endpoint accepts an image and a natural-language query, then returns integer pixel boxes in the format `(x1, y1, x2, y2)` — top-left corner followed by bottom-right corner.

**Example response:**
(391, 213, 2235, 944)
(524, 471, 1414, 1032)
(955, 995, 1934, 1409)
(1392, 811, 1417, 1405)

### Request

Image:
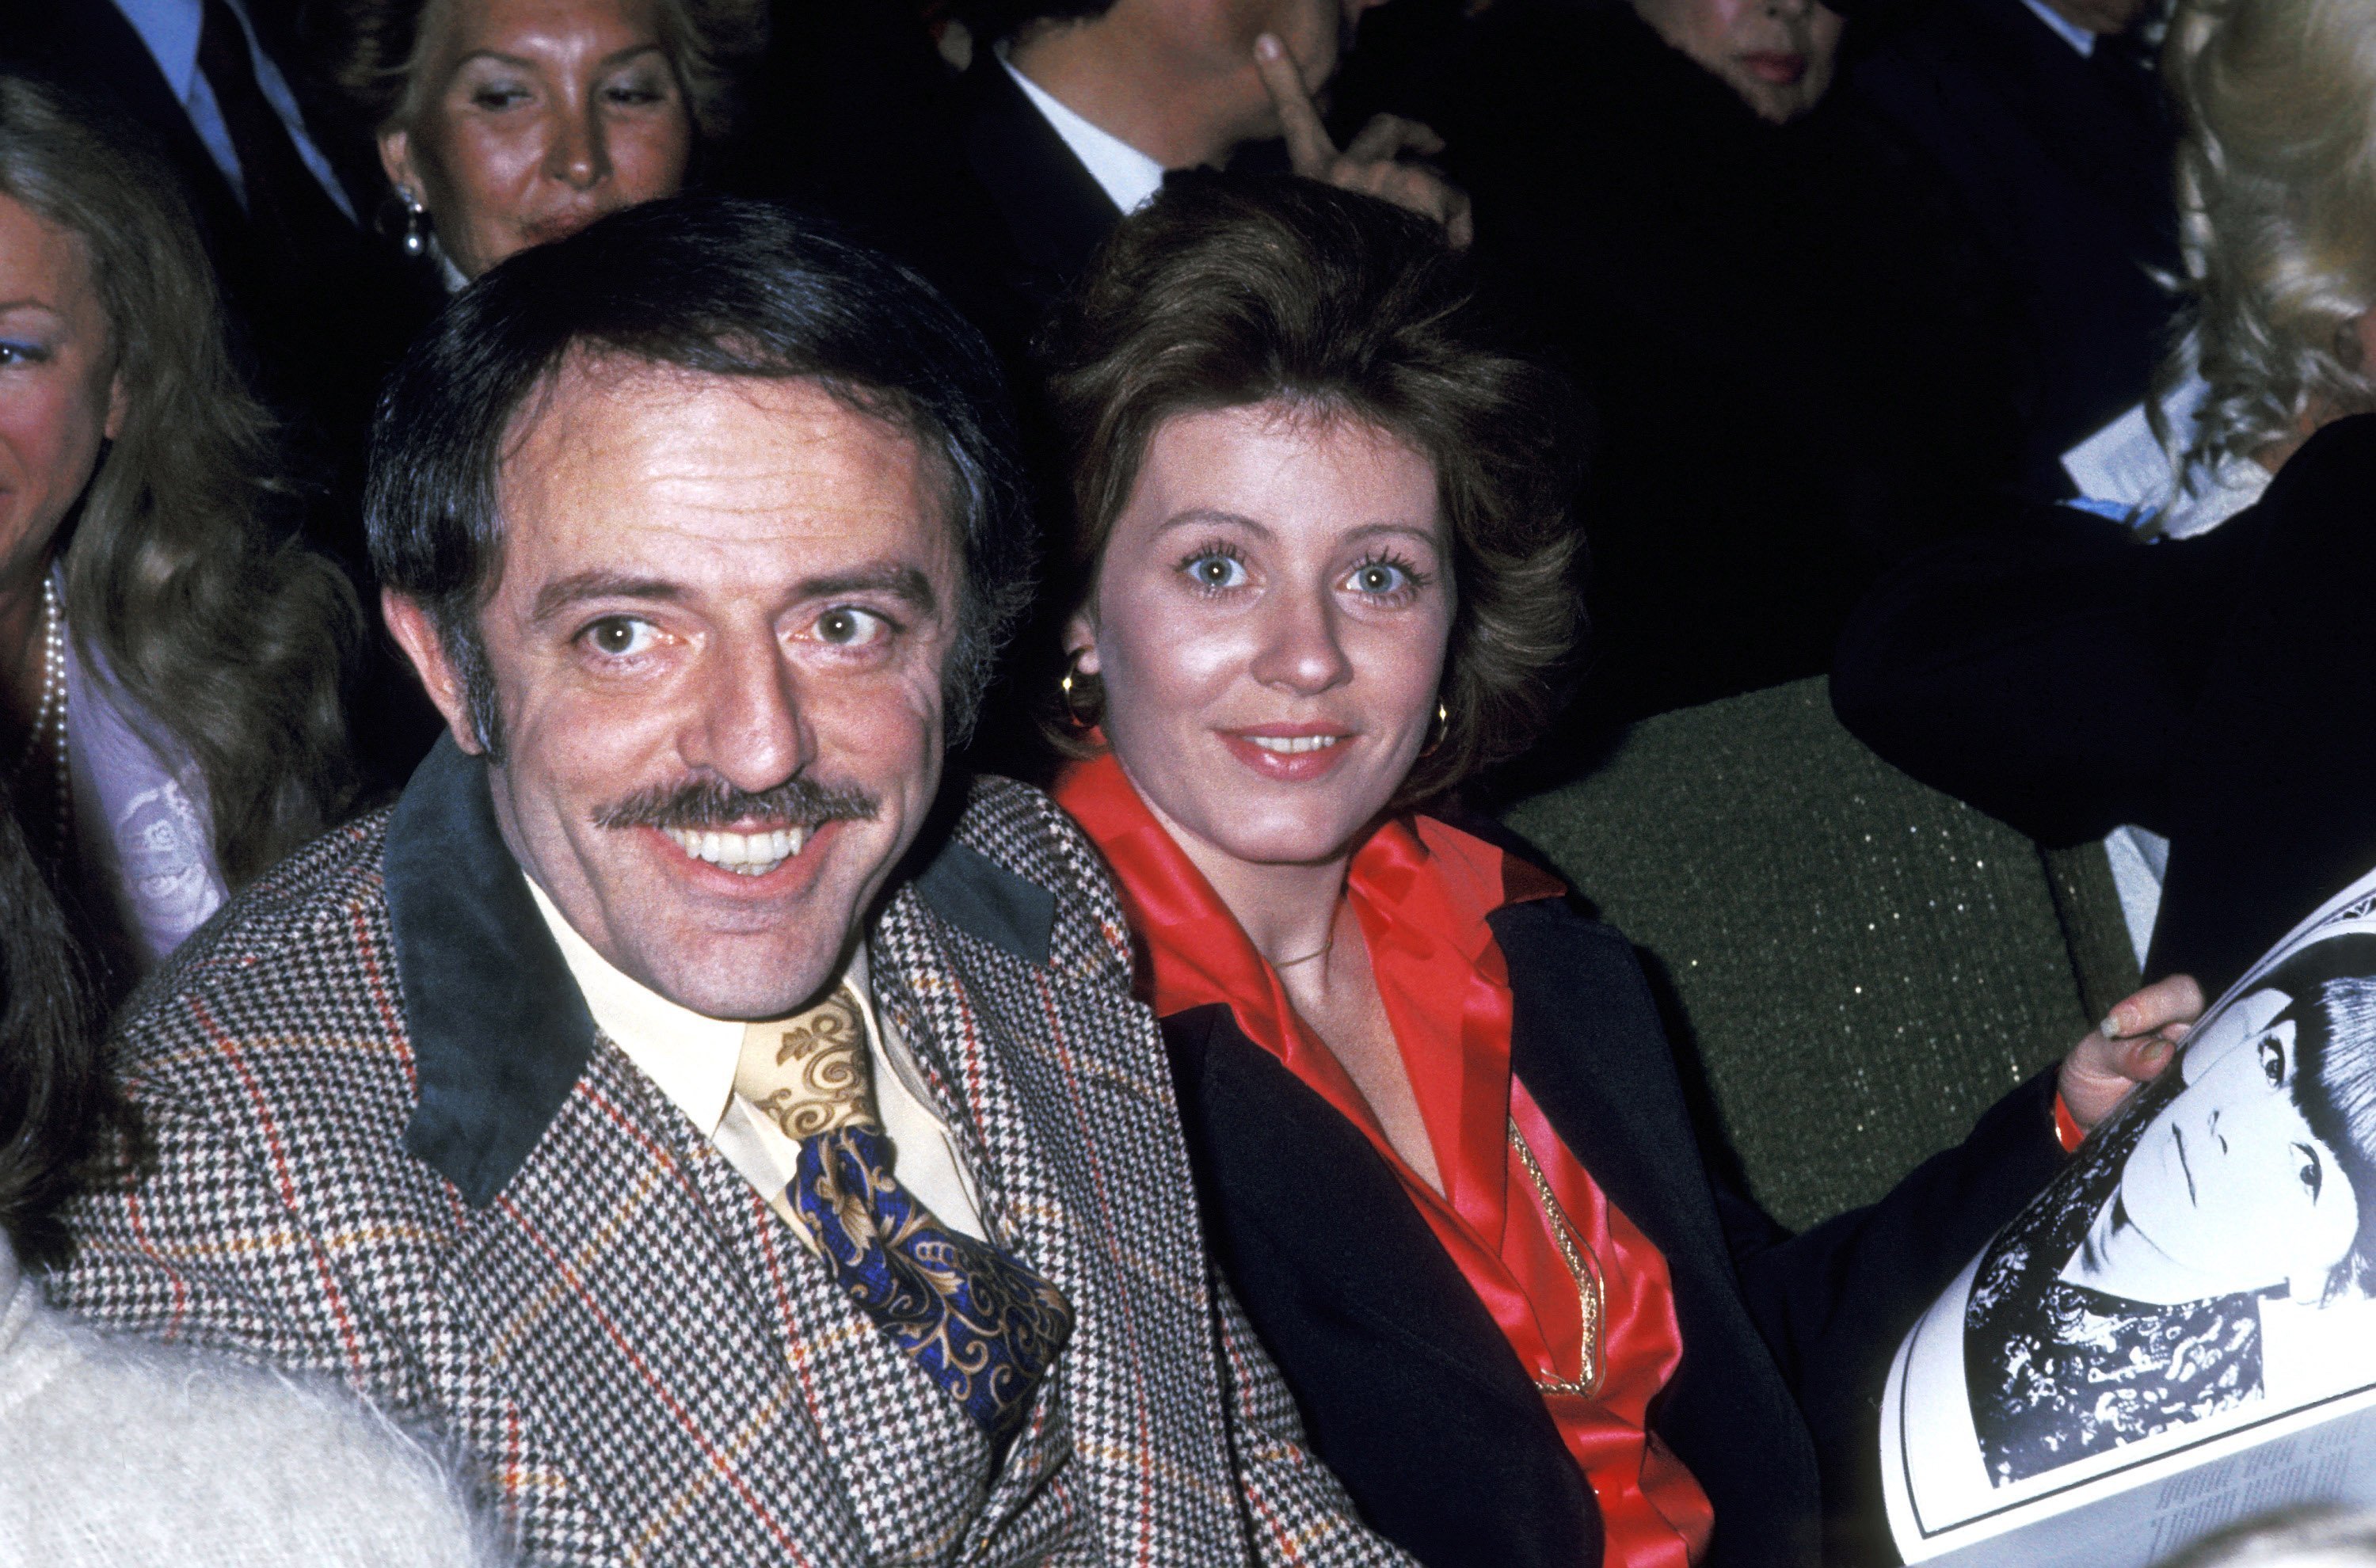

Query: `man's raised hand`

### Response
(1253, 33, 1474, 249)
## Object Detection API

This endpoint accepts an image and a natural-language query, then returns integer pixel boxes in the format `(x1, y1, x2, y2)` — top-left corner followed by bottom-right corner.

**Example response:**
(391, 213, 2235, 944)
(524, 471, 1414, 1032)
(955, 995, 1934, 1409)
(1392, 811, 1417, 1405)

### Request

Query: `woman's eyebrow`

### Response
(1154, 508, 1270, 538)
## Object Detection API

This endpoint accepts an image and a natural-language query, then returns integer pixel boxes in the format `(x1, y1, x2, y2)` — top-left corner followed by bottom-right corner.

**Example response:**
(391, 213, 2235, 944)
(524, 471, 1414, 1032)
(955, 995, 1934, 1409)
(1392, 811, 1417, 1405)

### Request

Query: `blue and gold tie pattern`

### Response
(739, 989, 1073, 1444)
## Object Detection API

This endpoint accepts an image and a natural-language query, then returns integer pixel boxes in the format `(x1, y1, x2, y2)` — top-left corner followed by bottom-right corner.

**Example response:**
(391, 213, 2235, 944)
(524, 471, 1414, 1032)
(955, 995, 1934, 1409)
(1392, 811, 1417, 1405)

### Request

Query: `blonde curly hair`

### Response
(2156, 0, 2376, 473)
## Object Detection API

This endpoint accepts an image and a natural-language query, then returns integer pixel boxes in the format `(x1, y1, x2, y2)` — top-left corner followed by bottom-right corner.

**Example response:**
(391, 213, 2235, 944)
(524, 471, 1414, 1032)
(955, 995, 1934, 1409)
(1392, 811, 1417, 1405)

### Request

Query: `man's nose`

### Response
(687, 634, 811, 793)
(547, 100, 610, 190)
(1247, 587, 1354, 695)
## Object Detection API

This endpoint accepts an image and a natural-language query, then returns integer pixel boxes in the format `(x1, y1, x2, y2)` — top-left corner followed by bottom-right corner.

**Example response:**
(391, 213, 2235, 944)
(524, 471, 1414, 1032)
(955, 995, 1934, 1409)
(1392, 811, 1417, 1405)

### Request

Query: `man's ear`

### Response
(383, 588, 485, 755)
(1061, 606, 1100, 676)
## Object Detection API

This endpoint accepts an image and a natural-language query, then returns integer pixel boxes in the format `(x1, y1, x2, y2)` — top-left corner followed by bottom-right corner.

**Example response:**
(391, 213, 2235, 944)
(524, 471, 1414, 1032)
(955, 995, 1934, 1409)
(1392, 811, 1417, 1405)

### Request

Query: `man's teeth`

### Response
(1248, 735, 1342, 755)
(662, 825, 809, 875)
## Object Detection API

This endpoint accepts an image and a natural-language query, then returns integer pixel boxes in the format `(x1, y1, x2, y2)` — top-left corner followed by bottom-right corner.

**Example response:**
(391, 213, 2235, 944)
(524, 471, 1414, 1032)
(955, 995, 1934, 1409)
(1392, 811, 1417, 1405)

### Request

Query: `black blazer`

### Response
(1841, 0, 2180, 497)
(1833, 415, 2376, 999)
(1166, 887, 2065, 1567)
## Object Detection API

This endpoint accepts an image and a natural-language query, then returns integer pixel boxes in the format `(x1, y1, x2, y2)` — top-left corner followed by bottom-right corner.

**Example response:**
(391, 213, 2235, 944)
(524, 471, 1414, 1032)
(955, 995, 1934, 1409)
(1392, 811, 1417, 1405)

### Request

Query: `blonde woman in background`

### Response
(0, 73, 359, 987)
(322, 0, 767, 286)
(1836, 0, 2376, 1022)
(2062, 0, 2376, 537)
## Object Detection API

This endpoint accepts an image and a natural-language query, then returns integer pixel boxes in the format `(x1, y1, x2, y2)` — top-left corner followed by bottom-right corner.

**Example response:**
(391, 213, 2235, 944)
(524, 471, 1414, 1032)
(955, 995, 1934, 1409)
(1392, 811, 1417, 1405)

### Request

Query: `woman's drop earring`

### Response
(1060, 650, 1102, 729)
(1422, 699, 1450, 756)
(399, 188, 429, 259)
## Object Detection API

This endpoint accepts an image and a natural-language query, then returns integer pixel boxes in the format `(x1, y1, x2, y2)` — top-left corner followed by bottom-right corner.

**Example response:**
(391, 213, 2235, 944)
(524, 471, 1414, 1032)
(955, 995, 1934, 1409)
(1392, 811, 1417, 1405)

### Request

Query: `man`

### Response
(939, 0, 1470, 340)
(54, 194, 1405, 1567)
(1839, 0, 2180, 499)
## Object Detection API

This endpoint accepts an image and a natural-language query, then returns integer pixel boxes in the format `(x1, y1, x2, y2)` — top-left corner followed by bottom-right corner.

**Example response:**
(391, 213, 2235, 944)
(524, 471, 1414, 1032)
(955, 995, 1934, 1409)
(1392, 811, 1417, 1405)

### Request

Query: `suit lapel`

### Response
(868, 801, 1251, 1564)
(434, 1041, 876, 1566)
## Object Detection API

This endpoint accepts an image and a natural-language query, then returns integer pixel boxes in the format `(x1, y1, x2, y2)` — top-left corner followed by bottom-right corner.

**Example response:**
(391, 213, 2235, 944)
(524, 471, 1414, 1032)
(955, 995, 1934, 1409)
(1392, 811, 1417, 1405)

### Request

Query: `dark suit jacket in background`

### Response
(1839, 0, 2180, 498)
(1168, 874, 2066, 1567)
(1833, 415, 2376, 999)
(1441, 0, 2025, 733)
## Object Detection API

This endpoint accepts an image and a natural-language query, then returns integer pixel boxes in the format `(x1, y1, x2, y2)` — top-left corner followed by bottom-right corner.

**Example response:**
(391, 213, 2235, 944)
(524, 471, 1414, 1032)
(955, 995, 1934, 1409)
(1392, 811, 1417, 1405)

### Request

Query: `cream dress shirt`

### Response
(524, 877, 987, 1243)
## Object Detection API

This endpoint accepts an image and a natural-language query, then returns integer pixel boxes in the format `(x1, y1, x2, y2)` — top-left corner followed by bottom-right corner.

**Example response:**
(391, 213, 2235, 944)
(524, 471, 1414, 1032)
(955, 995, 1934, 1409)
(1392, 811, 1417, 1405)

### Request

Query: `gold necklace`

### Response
(1509, 1117, 1605, 1399)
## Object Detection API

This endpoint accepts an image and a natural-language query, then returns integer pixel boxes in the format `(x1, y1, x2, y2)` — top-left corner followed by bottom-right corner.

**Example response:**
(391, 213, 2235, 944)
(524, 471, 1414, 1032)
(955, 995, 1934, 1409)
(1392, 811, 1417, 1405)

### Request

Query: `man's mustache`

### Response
(592, 775, 880, 832)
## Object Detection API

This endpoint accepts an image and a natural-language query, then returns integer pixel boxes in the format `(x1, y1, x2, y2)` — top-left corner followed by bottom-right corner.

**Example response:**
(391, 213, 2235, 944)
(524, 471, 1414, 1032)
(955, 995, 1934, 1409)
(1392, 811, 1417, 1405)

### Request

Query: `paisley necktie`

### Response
(737, 988, 1072, 1443)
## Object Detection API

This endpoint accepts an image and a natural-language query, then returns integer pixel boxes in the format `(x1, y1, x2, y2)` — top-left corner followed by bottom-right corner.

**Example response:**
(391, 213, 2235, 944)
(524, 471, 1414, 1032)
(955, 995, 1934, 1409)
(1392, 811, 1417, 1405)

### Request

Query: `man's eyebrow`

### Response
(800, 564, 939, 612)
(531, 571, 683, 624)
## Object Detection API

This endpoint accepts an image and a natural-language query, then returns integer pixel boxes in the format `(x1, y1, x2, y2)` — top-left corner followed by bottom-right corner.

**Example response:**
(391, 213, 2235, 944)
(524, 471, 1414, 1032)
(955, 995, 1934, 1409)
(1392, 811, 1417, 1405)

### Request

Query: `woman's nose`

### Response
(1247, 589, 1354, 695)
(546, 101, 611, 190)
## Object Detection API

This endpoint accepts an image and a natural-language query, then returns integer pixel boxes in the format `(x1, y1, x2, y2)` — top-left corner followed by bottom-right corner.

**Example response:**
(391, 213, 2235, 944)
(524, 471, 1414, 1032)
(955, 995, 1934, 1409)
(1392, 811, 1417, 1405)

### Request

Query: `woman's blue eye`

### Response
(0, 341, 48, 367)
(1347, 562, 1409, 596)
(1186, 554, 1247, 590)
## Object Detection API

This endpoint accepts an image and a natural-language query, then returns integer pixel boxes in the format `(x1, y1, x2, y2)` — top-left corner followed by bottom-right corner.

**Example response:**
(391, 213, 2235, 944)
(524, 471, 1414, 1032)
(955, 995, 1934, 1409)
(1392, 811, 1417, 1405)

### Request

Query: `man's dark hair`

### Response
(953, 0, 1116, 44)
(367, 192, 1036, 752)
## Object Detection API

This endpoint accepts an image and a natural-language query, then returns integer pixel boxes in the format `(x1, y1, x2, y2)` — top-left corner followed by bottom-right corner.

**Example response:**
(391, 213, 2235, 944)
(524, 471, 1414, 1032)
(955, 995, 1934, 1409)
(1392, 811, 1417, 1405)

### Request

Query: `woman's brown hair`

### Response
(0, 74, 362, 888)
(1038, 172, 1584, 805)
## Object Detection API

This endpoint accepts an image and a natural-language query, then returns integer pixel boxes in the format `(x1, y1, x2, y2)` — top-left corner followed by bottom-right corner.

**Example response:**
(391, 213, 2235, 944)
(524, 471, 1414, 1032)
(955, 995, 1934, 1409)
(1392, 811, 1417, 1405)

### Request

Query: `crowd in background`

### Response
(5, 0, 2376, 1561)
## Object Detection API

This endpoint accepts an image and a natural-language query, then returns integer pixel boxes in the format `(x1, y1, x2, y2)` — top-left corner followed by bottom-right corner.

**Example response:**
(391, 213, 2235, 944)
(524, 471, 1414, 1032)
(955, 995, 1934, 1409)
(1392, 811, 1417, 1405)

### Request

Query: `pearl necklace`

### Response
(16, 575, 68, 858)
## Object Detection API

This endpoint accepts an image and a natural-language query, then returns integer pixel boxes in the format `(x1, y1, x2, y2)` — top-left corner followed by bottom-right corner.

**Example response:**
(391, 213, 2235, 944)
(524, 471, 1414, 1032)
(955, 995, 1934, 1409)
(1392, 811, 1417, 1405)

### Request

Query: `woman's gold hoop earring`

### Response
(1060, 652, 1102, 729)
(1422, 699, 1450, 756)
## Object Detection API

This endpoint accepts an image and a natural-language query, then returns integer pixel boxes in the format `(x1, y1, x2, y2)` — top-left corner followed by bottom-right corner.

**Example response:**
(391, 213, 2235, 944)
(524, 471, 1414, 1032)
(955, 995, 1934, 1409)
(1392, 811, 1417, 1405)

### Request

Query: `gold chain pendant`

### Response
(1509, 1117, 1605, 1400)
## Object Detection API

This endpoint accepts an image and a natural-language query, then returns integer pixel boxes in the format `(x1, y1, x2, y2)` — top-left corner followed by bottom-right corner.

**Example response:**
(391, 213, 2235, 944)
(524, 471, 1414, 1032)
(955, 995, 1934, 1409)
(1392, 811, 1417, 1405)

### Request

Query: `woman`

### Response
(0, 770, 501, 1564)
(328, 0, 767, 286)
(1041, 174, 2184, 1568)
(1833, 0, 2376, 1000)
(2087, 0, 2376, 539)
(0, 74, 359, 982)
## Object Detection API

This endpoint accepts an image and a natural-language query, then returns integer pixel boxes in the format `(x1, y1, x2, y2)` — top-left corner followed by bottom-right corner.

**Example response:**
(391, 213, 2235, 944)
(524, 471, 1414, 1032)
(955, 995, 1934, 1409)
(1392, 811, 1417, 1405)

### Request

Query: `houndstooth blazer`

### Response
(51, 738, 1409, 1568)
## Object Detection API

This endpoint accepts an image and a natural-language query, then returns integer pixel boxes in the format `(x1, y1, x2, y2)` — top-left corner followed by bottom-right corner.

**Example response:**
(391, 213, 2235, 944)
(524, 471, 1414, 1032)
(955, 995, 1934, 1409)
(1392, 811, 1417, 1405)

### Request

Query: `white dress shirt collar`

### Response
(997, 49, 1167, 217)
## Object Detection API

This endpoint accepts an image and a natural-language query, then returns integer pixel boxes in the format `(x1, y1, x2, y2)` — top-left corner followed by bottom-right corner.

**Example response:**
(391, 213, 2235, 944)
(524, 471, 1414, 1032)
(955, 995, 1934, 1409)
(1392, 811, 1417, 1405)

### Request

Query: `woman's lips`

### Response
(1742, 51, 1808, 84)
(1218, 728, 1357, 782)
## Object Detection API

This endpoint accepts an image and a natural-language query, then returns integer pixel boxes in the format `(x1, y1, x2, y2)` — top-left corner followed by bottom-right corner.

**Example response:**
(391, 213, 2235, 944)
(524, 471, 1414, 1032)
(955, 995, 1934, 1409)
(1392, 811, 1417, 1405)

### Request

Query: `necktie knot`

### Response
(733, 980, 1073, 1447)
(738, 987, 878, 1142)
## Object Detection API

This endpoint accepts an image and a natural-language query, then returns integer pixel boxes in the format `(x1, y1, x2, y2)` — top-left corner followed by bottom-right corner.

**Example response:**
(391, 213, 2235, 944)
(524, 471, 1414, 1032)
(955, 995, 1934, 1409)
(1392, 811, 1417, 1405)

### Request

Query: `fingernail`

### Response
(2098, 1012, 2125, 1038)
(1255, 32, 1283, 59)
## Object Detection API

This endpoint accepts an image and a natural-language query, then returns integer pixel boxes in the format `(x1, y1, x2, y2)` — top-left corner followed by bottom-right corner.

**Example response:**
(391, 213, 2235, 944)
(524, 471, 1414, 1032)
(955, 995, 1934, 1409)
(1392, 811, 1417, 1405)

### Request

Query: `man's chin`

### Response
(635, 939, 855, 1023)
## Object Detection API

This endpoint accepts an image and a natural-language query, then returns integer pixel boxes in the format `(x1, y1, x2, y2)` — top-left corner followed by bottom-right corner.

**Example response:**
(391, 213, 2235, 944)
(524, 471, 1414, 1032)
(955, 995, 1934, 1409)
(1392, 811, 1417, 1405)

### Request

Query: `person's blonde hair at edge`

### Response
(2153, 0, 2376, 478)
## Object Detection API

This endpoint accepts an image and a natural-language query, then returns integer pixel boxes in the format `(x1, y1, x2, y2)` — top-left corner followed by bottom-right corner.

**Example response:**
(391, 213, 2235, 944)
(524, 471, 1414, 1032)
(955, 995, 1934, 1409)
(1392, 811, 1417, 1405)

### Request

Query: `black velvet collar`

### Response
(386, 738, 1059, 1205)
(387, 736, 595, 1207)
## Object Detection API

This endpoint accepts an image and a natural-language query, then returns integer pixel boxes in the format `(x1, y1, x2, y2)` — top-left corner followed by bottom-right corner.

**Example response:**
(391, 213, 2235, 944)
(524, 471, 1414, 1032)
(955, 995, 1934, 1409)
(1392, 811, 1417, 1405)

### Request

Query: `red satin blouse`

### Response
(1057, 753, 1715, 1566)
